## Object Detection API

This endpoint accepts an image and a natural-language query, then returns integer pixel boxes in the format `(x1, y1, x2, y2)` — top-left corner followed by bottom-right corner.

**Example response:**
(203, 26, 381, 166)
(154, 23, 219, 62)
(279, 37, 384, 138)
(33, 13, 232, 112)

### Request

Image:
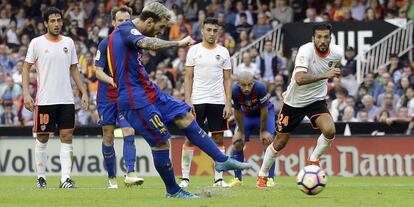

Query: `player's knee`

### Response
(122, 127, 135, 137)
(152, 141, 170, 150)
(36, 135, 49, 143)
(233, 139, 244, 151)
(274, 134, 289, 151)
(174, 112, 194, 128)
(323, 128, 336, 139)
(60, 130, 73, 143)
(183, 138, 194, 147)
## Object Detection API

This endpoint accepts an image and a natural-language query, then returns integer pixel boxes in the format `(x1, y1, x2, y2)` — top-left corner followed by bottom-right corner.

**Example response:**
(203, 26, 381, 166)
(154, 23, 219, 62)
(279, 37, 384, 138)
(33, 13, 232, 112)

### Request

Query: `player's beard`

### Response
(48, 27, 61, 37)
(314, 42, 329, 54)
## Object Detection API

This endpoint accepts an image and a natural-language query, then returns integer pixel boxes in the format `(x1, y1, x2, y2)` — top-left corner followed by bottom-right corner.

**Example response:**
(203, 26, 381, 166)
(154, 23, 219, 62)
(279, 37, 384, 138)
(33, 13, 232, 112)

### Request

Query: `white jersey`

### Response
(185, 43, 232, 105)
(25, 35, 78, 106)
(283, 42, 343, 107)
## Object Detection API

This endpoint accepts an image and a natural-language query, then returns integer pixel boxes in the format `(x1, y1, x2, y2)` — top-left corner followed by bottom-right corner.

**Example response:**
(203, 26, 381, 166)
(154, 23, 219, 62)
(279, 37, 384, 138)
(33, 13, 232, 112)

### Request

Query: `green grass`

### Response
(1, 176, 414, 207)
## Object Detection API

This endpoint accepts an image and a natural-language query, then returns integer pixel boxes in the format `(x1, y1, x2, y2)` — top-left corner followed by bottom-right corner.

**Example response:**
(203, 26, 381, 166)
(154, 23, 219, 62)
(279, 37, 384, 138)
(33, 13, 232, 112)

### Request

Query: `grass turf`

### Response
(1, 176, 414, 207)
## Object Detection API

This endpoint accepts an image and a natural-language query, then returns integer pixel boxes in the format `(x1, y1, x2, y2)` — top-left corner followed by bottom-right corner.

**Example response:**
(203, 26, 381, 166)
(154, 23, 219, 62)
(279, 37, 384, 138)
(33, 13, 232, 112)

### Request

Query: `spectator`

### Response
(0, 75, 22, 101)
(172, 48, 187, 74)
(342, 106, 358, 122)
(377, 81, 399, 108)
(270, 0, 293, 24)
(360, 72, 380, 97)
(0, 95, 18, 126)
(370, 0, 385, 19)
(12, 60, 23, 84)
(235, 52, 259, 78)
(169, 14, 192, 41)
(65, 2, 87, 28)
(378, 110, 391, 122)
(396, 77, 411, 96)
(235, 30, 250, 51)
(364, 7, 378, 21)
(331, 88, 348, 121)
(358, 94, 381, 121)
(269, 85, 284, 112)
(386, 107, 412, 125)
(259, 40, 278, 93)
(401, 62, 414, 85)
(191, 10, 206, 42)
(235, 12, 253, 39)
(350, 0, 368, 21)
(304, 8, 323, 22)
(379, 92, 398, 118)
(357, 109, 372, 122)
(183, 0, 198, 22)
(234, 1, 254, 26)
(222, 0, 236, 25)
(397, 86, 414, 116)
(217, 12, 236, 39)
(0, 44, 14, 72)
(342, 7, 356, 22)
(388, 53, 403, 83)
(250, 13, 273, 40)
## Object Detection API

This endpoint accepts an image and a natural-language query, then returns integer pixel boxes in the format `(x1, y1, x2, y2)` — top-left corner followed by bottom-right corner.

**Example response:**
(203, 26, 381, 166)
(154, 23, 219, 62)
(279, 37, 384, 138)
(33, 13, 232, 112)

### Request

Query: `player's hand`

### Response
(324, 68, 341, 79)
(178, 36, 195, 47)
(223, 104, 232, 119)
(185, 99, 195, 116)
(232, 130, 245, 144)
(259, 131, 273, 146)
(81, 93, 89, 110)
(23, 94, 34, 112)
(109, 79, 117, 88)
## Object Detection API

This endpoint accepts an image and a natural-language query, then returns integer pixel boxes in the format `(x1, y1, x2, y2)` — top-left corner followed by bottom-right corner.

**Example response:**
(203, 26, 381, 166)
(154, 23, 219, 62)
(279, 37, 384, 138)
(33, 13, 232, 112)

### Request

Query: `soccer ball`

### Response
(296, 165, 327, 195)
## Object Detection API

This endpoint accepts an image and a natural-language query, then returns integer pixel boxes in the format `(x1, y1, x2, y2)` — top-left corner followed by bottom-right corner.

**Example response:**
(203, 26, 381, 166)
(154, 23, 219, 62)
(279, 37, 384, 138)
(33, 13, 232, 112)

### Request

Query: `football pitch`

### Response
(1, 176, 414, 207)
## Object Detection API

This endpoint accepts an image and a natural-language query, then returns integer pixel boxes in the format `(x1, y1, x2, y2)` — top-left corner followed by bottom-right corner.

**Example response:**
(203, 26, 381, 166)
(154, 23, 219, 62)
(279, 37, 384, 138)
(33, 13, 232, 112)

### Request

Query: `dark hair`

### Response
(240, 12, 247, 18)
(203, 17, 219, 26)
(312, 22, 332, 36)
(139, 10, 161, 22)
(43, 7, 62, 22)
(111, 5, 133, 20)
(389, 53, 399, 58)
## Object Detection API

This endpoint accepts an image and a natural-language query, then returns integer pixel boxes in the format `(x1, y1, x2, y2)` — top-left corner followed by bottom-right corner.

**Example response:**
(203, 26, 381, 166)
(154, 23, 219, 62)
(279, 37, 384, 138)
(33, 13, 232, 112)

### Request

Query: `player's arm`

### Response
(95, 66, 116, 87)
(70, 64, 89, 110)
(259, 107, 268, 132)
(234, 109, 245, 134)
(184, 65, 194, 106)
(22, 61, 34, 111)
(136, 36, 194, 51)
(223, 69, 232, 119)
(294, 67, 341, 86)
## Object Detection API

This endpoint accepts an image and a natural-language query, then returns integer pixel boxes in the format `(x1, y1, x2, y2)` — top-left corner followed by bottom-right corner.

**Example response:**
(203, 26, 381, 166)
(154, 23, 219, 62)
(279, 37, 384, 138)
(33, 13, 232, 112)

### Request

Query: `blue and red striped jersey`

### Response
(95, 37, 118, 103)
(107, 20, 160, 110)
(232, 81, 273, 117)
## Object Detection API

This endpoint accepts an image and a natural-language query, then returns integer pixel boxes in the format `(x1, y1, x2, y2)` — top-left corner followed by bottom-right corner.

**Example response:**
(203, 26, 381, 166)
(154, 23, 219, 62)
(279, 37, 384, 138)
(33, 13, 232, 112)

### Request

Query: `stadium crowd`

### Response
(0, 0, 413, 134)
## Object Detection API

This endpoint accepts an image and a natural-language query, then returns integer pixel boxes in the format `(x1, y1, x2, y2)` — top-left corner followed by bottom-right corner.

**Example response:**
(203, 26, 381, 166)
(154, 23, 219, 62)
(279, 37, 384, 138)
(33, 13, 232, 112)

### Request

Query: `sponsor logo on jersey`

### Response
(95, 50, 101, 61)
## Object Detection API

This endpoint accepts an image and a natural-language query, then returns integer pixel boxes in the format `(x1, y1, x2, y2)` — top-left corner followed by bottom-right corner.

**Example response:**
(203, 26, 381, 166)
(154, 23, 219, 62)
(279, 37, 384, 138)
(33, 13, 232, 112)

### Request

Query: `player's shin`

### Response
(214, 146, 226, 181)
(123, 135, 136, 173)
(181, 145, 194, 179)
(35, 139, 48, 179)
(231, 149, 244, 180)
(309, 134, 334, 162)
(60, 142, 73, 183)
(152, 149, 181, 194)
(258, 144, 279, 176)
(181, 120, 227, 162)
(102, 143, 116, 178)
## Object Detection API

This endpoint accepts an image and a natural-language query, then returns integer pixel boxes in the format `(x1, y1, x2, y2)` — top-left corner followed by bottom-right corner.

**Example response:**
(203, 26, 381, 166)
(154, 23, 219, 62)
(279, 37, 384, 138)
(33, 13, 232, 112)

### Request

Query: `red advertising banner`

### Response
(170, 136, 414, 176)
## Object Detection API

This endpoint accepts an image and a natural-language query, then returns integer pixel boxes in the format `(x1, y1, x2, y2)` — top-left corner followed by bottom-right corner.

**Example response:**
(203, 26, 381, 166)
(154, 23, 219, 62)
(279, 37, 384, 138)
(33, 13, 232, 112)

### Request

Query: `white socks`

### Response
(214, 146, 225, 181)
(35, 139, 48, 179)
(309, 134, 334, 162)
(181, 145, 194, 179)
(60, 143, 73, 183)
(258, 145, 279, 176)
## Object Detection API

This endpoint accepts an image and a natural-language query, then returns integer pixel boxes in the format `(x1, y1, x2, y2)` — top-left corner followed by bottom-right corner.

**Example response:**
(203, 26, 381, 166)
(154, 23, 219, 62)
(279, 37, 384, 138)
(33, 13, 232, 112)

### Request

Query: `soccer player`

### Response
(94, 6, 144, 189)
(108, 2, 251, 198)
(179, 17, 232, 188)
(229, 72, 276, 187)
(256, 23, 343, 189)
(22, 7, 89, 189)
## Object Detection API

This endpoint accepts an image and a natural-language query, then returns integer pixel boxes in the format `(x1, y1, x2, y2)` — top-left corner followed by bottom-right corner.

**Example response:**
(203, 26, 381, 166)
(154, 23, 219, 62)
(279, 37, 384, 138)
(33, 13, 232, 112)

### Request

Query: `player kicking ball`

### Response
(105, 2, 251, 198)
(257, 23, 343, 189)
(228, 72, 276, 187)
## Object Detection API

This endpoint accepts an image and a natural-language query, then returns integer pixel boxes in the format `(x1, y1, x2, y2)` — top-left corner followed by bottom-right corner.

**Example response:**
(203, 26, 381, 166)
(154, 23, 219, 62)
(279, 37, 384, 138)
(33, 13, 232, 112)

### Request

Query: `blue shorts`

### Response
(120, 92, 191, 147)
(243, 107, 275, 142)
(97, 101, 131, 128)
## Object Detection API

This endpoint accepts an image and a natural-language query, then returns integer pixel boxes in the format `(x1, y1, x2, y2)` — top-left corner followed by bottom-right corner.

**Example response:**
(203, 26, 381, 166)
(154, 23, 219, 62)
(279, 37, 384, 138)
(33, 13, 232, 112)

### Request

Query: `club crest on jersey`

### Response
(299, 56, 304, 63)
(216, 55, 221, 61)
(328, 61, 333, 67)
(40, 124, 46, 131)
(95, 50, 101, 61)
(63, 47, 68, 54)
(131, 29, 141, 35)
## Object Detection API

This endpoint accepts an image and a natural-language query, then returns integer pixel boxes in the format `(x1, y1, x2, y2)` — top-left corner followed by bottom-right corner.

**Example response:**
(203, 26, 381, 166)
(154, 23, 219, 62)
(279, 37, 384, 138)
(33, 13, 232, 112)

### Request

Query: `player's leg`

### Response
(57, 104, 76, 188)
(33, 105, 55, 189)
(97, 102, 118, 188)
(229, 125, 247, 187)
(207, 104, 229, 187)
(263, 107, 276, 187)
(307, 102, 335, 165)
(118, 115, 144, 186)
(156, 93, 251, 172)
(179, 104, 206, 187)
(121, 105, 198, 198)
(257, 104, 304, 189)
